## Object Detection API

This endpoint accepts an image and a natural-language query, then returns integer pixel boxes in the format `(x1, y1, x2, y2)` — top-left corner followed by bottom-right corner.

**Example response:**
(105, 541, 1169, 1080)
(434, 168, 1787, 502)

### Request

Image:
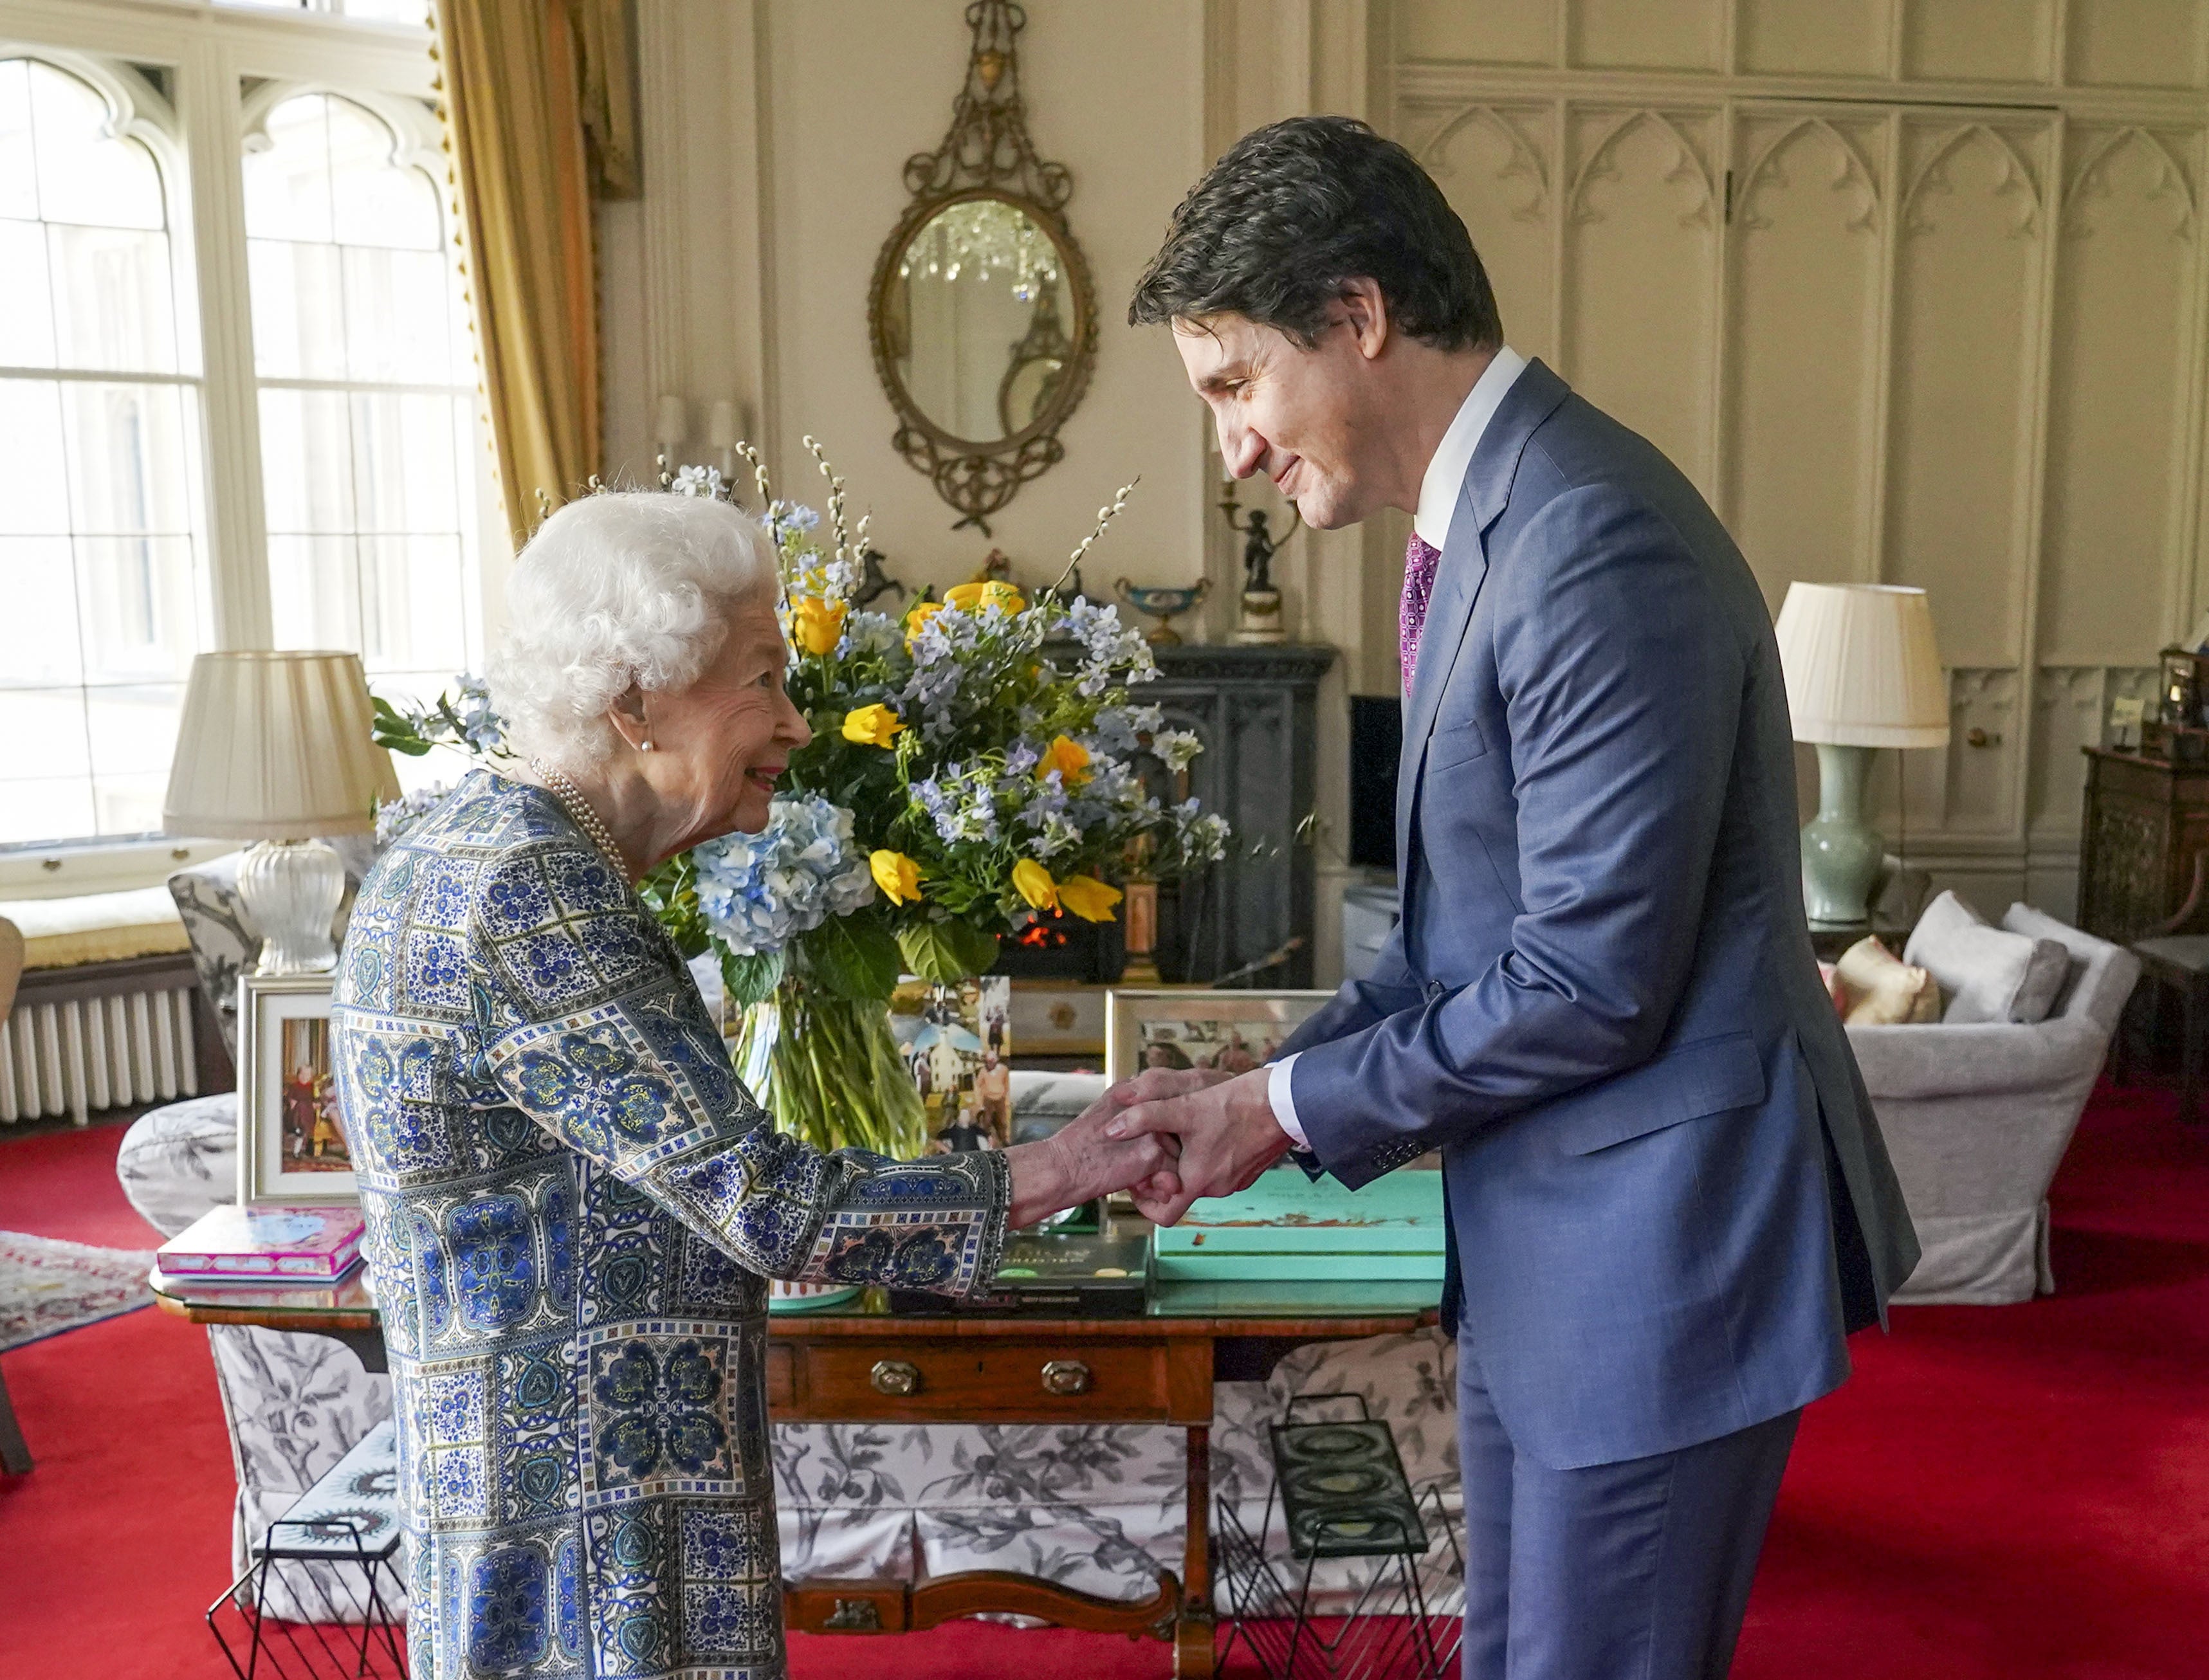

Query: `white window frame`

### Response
(0, 0, 502, 897)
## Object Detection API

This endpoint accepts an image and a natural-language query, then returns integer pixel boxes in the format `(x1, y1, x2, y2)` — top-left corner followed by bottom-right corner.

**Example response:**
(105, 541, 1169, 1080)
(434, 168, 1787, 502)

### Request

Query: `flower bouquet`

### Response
(375, 443, 1227, 1160)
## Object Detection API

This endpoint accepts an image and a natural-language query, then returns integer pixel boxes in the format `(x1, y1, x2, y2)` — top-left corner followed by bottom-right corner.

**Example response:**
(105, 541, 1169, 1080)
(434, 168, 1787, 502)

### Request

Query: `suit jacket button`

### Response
(1425, 980, 1446, 1001)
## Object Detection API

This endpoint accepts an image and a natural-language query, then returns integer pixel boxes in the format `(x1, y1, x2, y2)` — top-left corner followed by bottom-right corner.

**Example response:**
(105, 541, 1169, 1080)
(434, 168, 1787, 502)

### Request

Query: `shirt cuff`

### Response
(1267, 1053, 1309, 1151)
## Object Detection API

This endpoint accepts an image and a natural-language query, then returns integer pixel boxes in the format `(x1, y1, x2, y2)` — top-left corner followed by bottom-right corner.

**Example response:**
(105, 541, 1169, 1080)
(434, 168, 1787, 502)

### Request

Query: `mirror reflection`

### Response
(886, 196, 1070, 445)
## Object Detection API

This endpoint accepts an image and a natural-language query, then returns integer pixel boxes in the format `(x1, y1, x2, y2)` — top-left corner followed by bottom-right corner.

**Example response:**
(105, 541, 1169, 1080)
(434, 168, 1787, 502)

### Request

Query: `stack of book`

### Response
(156, 1204, 365, 1284)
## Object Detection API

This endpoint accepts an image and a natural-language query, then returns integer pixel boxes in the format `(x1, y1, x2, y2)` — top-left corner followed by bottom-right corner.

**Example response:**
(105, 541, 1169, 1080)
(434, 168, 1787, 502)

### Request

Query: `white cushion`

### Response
(1905, 891, 2071, 1025)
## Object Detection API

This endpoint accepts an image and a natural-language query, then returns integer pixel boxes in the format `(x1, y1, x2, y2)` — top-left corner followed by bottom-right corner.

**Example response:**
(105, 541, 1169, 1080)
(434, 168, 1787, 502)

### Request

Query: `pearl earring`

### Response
(640, 738, 655, 753)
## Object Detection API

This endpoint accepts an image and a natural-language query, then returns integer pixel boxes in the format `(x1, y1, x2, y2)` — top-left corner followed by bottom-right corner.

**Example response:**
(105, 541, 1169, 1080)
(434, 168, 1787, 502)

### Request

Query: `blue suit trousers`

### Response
(1456, 1331, 1799, 1680)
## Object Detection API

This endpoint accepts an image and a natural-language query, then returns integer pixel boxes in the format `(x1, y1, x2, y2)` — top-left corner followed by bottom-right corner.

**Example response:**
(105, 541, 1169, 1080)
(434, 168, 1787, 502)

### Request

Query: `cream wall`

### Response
(600, 0, 2209, 982)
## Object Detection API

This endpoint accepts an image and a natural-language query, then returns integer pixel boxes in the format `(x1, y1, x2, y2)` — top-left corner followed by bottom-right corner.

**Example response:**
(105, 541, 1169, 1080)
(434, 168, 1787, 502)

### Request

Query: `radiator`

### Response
(0, 983, 201, 1126)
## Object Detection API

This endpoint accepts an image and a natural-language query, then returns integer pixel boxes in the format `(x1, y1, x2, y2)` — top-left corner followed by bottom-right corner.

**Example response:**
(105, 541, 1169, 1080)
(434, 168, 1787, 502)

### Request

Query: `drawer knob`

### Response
(869, 1358, 921, 1397)
(1041, 1358, 1092, 1396)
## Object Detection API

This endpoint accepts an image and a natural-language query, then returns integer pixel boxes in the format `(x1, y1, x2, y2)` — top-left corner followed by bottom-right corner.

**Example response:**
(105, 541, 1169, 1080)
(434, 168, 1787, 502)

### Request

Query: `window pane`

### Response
(342, 246, 454, 381)
(28, 62, 163, 231)
(268, 533, 361, 650)
(0, 219, 57, 366)
(359, 535, 466, 671)
(49, 224, 179, 374)
(352, 392, 457, 532)
(248, 238, 345, 378)
(62, 381, 195, 535)
(340, 0, 433, 24)
(0, 687, 91, 781)
(90, 772, 169, 836)
(86, 682, 185, 781)
(0, 379, 71, 534)
(243, 95, 333, 243)
(327, 100, 441, 251)
(0, 61, 36, 221)
(0, 535, 82, 686)
(0, 776, 97, 844)
(75, 536, 202, 683)
(259, 388, 355, 532)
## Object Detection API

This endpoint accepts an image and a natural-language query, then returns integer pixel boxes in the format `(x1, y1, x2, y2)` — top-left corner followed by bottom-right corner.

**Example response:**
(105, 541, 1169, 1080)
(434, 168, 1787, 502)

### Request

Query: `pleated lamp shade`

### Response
(163, 651, 402, 839)
(1774, 584, 1950, 750)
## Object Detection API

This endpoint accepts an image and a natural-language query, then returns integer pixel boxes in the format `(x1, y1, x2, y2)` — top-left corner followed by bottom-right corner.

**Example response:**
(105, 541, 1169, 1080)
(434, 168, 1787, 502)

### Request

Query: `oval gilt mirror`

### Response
(868, 2, 1095, 533)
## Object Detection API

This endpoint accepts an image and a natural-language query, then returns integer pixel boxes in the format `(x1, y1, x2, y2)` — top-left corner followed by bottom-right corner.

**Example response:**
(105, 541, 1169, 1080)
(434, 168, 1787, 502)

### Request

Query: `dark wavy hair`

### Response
(1129, 116, 1501, 352)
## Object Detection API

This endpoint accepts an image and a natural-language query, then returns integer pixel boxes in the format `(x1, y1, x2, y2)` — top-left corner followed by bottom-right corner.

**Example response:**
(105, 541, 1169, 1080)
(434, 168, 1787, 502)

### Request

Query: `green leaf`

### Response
(722, 947, 785, 1007)
(895, 918, 1000, 983)
(800, 909, 903, 1001)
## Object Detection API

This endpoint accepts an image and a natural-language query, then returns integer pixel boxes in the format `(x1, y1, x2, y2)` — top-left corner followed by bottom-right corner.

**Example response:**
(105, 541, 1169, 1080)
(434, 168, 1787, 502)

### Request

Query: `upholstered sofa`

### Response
(1847, 903, 2140, 1305)
(123, 859, 1460, 1616)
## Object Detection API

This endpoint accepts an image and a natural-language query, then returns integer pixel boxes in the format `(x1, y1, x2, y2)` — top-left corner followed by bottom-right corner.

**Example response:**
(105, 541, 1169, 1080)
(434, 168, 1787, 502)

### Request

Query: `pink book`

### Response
(158, 1204, 365, 1282)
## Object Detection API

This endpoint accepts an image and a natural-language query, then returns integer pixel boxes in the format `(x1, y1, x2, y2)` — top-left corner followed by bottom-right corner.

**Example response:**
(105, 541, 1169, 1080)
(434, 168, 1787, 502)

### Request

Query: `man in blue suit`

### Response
(1114, 117, 1920, 1677)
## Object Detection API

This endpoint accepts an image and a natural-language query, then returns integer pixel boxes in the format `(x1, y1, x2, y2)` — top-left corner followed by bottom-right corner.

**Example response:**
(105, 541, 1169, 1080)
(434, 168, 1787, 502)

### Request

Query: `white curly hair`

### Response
(488, 491, 781, 769)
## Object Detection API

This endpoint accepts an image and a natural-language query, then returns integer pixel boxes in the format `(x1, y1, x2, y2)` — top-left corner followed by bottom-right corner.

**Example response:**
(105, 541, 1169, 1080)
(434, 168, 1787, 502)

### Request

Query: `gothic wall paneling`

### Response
(1736, 0, 1891, 78)
(1884, 119, 2048, 670)
(1415, 102, 1558, 363)
(2066, 0, 2206, 90)
(1724, 111, 1887, 603)
(2039, 125, 2202, 665)
(1568, 0, 1722, 73)
(1564, 108, 1721, 494)
(1397, 1, 1555, 68)
(1900, 0, 2054, 84)
(1884, 667, 2022, 839)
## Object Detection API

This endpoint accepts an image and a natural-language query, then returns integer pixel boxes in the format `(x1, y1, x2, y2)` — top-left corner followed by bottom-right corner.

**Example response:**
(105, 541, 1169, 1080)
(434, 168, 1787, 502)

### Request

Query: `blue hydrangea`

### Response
(692, 794, 875, 955)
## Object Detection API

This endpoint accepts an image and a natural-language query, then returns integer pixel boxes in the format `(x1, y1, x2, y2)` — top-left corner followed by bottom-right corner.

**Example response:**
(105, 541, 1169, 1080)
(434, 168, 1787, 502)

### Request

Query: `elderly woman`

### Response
(331, 491, 1173, 1679)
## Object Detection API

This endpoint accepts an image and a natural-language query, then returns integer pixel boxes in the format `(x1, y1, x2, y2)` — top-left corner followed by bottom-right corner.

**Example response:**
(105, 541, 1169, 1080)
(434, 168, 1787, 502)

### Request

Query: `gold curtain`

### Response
(434, 0, 638, 547)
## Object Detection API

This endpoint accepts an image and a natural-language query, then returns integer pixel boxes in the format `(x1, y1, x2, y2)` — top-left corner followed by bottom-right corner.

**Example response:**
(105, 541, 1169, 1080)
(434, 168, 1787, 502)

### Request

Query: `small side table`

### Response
(1807, 914, 1916, 963)
(2128, 935, 2209, 1124)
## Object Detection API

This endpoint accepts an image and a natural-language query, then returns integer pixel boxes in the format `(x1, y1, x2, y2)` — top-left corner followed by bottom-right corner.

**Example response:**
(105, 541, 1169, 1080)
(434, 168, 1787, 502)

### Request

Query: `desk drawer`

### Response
(777, 1337, 1179, 1423)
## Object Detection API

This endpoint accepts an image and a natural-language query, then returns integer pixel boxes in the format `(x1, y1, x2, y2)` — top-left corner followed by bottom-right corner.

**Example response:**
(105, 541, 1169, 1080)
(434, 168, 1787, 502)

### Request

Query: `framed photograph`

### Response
(890, 974, 1014, 1153)
(237, 973, 357, 1207)
(1104, 988, 1335, 1084)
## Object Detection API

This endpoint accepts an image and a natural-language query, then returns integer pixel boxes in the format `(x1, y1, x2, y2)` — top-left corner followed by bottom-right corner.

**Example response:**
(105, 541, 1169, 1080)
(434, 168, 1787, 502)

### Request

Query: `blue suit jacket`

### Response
(1282, 360, 1920, 1470)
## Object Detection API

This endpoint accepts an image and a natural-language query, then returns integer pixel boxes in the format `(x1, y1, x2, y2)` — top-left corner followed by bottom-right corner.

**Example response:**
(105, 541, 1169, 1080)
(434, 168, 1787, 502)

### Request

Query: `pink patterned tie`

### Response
(1400, 531, 1443, 688)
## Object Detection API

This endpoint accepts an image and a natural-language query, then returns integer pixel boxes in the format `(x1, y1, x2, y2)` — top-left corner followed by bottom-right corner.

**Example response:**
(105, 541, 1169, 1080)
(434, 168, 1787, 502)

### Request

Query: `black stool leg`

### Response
(0, 1364, 31, 1475)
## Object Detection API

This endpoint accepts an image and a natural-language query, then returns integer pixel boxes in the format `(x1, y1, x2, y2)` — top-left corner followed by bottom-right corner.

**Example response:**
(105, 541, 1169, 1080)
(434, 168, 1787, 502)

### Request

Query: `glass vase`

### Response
(727, 978, 928, 1160)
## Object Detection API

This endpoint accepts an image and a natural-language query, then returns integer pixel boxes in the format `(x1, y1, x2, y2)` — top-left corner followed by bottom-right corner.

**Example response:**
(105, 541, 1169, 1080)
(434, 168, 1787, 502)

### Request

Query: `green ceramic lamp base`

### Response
(1801, 742, 1884, 926)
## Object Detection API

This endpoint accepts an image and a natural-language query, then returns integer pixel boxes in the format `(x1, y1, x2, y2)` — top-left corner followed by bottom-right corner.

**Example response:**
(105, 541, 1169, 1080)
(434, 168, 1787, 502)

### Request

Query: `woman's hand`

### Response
(1005, 1090, 1184, 1228)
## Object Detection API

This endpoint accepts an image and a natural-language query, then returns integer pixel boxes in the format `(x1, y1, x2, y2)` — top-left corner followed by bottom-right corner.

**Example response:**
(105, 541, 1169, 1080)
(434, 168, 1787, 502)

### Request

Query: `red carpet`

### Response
(3, 1090, 2206, 1679)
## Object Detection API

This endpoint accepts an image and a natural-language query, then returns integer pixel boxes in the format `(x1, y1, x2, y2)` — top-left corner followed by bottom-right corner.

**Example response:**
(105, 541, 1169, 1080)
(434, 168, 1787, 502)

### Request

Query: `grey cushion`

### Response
(1905, 890, 2071, 1025)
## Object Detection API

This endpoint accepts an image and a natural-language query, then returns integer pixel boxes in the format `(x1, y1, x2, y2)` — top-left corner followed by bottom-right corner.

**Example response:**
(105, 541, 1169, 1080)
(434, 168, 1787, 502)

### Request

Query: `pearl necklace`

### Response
(529, 758, 628, 875)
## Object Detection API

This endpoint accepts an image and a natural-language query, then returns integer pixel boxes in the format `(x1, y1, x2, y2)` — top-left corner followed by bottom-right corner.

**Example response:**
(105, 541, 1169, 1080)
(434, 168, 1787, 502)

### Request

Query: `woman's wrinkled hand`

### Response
(1005, 1087, 1184, 1228)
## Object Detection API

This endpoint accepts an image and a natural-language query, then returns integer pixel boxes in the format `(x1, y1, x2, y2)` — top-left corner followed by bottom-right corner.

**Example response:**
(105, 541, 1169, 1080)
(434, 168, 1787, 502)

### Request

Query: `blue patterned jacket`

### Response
(332, 771, 1009, 1679)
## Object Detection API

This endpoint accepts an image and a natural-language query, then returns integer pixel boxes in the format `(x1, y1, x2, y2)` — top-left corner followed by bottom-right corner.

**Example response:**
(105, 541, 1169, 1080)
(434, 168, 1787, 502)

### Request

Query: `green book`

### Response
(1151, 1166, 1447, 1281)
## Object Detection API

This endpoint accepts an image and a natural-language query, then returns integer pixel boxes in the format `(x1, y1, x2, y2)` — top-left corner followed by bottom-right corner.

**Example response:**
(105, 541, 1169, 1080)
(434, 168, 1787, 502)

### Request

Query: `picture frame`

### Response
(1104, 987, 1335, 1084)
(237, 972, 357, 1206)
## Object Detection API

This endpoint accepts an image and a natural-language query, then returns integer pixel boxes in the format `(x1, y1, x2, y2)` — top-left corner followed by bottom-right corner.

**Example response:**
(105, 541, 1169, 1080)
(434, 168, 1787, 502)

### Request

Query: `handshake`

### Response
(1004, 1065, 1297, 1229)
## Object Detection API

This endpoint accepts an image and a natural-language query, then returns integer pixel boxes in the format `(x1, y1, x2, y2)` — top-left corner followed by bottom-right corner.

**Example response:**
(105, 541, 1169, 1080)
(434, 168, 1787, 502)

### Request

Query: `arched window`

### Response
(0, 57, 205, 841)
(244, 89, 480, 717)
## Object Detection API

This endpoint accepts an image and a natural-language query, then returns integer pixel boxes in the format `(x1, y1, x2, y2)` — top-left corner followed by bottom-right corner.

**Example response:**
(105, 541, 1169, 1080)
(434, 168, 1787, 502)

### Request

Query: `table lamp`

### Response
(1774, 583, 1950, 926)
(163, 651, 401, 975)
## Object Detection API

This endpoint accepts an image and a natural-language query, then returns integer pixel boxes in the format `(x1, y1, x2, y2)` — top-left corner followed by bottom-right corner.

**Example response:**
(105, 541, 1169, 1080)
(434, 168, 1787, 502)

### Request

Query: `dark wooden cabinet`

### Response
(1148, 643, 1336, 987)
(2077, 746, 2209, 942)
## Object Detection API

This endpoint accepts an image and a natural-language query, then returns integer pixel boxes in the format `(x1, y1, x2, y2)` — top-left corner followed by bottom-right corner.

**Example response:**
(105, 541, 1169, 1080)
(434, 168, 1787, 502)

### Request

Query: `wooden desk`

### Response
(151, 1270, 1435, 1677)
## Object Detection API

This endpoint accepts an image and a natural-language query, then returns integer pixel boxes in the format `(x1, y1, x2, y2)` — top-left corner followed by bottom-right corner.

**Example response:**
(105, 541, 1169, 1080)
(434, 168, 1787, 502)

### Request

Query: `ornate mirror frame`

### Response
(868, 0, 1097, 533)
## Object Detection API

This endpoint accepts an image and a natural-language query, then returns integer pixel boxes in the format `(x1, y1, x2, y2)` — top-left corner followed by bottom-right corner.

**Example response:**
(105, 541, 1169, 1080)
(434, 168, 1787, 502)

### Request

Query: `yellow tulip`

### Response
(790, 596, 847, 656)
(1011, 859, 1058, 912)
(947, 579, 1027, 616)
(904, 599, 946, 647)
(1056, 875, 1123, 923)
(841, 704, 904, 748)
(870, 850, 922, 906)
(1038, 734, 1091, 787)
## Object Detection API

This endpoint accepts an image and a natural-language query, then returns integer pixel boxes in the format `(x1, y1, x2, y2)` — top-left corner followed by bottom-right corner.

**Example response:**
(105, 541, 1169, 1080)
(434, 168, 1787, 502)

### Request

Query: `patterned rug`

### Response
(0, 1231, 158, 1353)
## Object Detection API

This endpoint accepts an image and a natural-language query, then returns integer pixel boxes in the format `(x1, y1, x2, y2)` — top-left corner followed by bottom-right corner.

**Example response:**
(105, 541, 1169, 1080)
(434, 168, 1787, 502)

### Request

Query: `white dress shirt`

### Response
(1266, 344, 1528, 1151)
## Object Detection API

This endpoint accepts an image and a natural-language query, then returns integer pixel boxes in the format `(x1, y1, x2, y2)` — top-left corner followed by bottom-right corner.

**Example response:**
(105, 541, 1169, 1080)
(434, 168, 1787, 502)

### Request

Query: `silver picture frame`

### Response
(236, 972, 357, 1207)
(1103, 988, 1335, 1084)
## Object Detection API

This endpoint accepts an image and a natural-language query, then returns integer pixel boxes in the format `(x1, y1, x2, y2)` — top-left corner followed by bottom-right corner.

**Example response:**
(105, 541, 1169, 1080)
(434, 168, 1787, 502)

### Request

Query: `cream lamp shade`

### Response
(163, 651, 401, 839)
(1774, 583, 1950, 750)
